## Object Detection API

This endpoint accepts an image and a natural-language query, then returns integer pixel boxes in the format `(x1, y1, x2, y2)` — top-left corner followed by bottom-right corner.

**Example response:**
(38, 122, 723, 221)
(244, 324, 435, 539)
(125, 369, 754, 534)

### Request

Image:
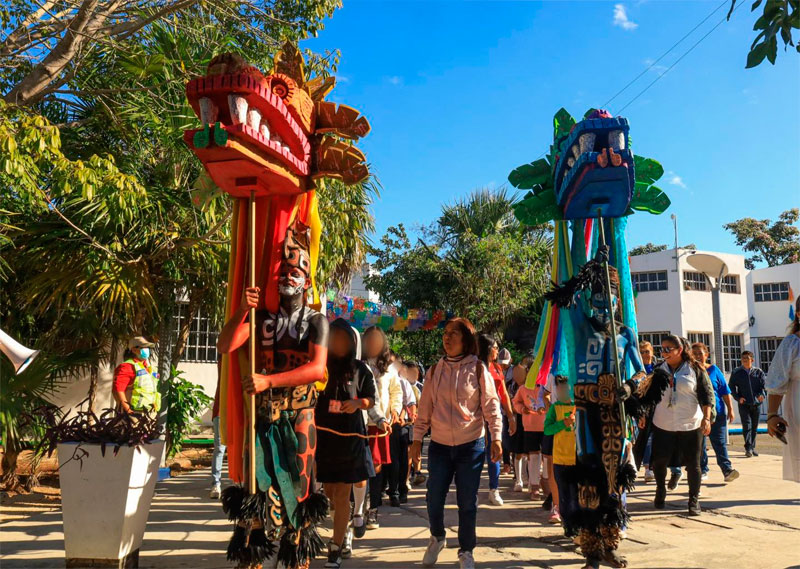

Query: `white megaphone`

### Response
(0, 328, 40, 375)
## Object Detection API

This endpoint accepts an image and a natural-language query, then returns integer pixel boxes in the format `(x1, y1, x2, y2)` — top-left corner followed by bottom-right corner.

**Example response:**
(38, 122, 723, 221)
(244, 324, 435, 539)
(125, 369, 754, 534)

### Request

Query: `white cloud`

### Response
(666, 171, 686, 188)
(386, 75, 403, 86)
(613, 4, 638, 31)
(643, 58, 667, 75)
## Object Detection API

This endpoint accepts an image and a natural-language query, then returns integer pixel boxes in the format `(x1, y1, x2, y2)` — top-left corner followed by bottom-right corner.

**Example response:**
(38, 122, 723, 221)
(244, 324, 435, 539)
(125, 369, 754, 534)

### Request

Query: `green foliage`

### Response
(629, 243, 668, 256)
(367, 188, 552, 335)
(0, 349, 97, 488)
(165, 367, 212, 458)
(387, 329, 444, 369)
(316, 178, 379, 291)
(723, 208, 800, 269)
(728, 0, 799, 68)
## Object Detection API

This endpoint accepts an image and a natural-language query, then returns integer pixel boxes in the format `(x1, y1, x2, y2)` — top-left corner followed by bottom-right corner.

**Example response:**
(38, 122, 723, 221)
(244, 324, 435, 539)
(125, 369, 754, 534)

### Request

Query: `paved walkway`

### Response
(2, 447, 798, 569)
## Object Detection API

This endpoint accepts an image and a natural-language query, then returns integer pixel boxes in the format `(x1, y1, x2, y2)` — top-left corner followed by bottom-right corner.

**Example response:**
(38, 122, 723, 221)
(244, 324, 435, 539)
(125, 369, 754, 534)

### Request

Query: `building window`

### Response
(688, 332, 712, 350)
(754, 282, 790, 302)
(632, 271, 668, 292)
(757, 337, 782, 373)
(683, 271, 708, 291)
(722, 333, 743, 374)
(639, 331, 671, 349)
(720, 274, 740, 294)
(174, 303, 219, 363)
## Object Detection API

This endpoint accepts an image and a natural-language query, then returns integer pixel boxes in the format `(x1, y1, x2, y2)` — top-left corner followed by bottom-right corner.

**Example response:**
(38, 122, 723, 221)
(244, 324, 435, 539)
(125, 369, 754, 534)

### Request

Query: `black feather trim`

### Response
(617, 462, 636, 493)
(225, 523, 275, 566)
(221, 485, 246, 520)
(544, 259, 606, 308)
(276, 523, 326, 567)
(221, 485, 267, 524)
(299, 491, 329, 525)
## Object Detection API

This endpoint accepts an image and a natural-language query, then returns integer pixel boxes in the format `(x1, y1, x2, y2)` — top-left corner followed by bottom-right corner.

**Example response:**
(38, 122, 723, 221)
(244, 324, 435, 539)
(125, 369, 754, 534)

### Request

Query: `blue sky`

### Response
(306, 1, 800, 257)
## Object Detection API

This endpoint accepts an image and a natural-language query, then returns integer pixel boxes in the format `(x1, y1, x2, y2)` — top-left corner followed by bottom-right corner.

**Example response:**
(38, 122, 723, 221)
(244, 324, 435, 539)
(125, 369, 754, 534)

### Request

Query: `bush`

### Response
(165, 367, 212, 458)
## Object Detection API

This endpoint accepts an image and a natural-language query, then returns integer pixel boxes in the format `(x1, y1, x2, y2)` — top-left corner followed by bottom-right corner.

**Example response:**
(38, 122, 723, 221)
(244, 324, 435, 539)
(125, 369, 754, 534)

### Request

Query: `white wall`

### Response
(630, 248, 683, 336)
(747, 262, 800, 341)
(45, 356, 218, 427)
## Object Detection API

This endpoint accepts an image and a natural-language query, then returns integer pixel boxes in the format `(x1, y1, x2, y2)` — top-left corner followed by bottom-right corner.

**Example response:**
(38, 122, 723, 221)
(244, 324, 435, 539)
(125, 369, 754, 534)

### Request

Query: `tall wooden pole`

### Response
(596, 211, 627, 428)
(248, 190, 257, 495)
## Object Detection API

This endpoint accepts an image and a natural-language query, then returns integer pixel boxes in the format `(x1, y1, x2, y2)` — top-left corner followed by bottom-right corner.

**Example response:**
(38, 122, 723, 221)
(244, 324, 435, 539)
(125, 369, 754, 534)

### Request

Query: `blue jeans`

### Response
(212, 416, 226, 486)
(426, 438, 485, 553)
(702, 413, 733, 475)
(485, 426, 500, 490)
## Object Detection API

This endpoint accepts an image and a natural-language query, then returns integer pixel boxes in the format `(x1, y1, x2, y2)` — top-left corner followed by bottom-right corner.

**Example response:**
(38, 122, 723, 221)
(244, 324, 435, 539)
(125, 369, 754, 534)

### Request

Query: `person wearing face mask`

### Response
(113, 336, 160, 415)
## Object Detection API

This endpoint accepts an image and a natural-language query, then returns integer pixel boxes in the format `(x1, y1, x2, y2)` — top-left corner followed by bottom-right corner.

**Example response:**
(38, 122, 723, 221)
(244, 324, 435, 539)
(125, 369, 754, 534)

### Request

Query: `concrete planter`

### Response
(57, 440, 164, 568)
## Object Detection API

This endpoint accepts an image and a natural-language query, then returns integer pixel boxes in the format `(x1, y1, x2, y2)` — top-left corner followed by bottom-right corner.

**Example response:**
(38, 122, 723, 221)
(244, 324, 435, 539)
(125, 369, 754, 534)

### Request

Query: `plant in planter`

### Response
(37, 403, 164, 569)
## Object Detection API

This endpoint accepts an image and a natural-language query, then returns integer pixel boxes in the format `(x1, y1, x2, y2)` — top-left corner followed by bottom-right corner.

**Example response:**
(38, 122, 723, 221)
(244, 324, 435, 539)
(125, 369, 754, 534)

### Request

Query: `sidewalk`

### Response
(1, 447, 798, 569)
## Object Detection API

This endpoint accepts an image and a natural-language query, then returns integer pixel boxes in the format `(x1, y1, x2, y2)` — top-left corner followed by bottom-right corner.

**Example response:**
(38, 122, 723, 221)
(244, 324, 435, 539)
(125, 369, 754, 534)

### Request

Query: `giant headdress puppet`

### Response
(185, 43, 370, 569)
(510, 109, 669, 569)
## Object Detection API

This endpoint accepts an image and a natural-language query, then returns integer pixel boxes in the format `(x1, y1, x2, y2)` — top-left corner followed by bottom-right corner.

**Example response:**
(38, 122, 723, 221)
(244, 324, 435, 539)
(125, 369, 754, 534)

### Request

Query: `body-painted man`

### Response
(218, 220, 329, 568)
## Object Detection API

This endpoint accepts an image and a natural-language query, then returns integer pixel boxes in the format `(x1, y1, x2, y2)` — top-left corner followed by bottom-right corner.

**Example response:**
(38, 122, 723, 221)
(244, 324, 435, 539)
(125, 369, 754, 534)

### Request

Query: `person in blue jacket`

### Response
(691, 343, 739, 482)
(728, 351, 766, 457)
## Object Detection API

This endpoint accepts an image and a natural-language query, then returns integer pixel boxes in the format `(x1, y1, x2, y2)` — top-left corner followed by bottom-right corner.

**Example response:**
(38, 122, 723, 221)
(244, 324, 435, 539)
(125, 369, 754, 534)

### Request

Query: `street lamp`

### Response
(687, 253, 729, 369)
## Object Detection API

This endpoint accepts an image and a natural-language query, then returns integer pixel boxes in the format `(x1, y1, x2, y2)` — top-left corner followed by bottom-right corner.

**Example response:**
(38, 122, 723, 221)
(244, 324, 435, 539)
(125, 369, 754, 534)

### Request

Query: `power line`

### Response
(616, 0, 747, 114)
(601, 0, 730, 110)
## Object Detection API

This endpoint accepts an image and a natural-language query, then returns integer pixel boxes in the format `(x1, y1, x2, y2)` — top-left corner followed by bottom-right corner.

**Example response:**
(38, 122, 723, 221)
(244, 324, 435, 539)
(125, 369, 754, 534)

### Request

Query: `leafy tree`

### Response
(0, 1, 377, 483)
(728, 0, 799, 68)
(367, 188, 552, 336)
(724, 208, 800, 269)
(630, 243, 668, 256)
(0, 0, 341, 106)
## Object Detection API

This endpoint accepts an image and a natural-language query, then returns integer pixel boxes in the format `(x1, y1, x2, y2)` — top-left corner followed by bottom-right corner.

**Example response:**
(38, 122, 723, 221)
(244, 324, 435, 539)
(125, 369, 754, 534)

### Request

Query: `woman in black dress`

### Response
(316, 318, 378, 568)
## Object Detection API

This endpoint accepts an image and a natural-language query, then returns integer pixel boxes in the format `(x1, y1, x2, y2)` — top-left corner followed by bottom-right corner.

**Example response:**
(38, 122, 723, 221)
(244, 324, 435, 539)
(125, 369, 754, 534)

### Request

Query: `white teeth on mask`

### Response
(198, 97, 218, 124)
(247, 108, 262, 131)
(609, 130, 625, 151)
(571, 144, 580, 159)
(228, 94, 248, 125)
(260, 119, 270, 139)
(579, 132, 596, 154)
(567, 156, 575, 168)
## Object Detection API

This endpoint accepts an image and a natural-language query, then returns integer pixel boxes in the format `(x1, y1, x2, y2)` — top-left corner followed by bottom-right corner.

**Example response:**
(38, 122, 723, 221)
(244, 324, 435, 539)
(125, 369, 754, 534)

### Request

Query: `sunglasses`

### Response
(659, 346, 678, 354)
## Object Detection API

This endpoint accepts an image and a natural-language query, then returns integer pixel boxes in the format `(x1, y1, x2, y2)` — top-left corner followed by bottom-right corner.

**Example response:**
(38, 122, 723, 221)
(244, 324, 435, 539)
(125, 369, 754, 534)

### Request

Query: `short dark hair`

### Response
(741, 350, 754, 358)
(555, 375, 569, 385)
(445, 318, 478, 356)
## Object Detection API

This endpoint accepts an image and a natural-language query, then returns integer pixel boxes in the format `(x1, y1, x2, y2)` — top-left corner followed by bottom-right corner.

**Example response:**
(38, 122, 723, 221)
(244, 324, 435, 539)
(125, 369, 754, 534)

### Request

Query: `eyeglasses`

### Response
(659, 346, 677, 354)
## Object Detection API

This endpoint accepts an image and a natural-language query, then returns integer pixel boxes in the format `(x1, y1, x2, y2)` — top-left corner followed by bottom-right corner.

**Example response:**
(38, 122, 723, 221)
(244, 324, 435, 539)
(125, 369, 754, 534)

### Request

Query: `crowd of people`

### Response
(125, 300, 800, 569)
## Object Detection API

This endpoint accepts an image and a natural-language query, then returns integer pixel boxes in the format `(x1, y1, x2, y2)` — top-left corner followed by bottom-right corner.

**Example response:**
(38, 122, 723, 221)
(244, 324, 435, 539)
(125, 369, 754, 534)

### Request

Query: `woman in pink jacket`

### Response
(513, 378, 548, 500)
(411, 318, 503, 569)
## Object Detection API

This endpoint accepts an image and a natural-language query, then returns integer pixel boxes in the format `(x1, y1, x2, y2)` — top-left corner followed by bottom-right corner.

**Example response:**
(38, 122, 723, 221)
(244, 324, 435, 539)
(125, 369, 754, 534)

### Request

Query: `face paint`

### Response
(139, 347, 151, 360)
(278, 266, 307, 297)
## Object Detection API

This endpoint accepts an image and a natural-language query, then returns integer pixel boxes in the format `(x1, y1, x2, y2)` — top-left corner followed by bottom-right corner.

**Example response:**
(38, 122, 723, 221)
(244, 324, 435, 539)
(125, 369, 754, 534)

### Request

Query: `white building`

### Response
(630, 247, 799, 375)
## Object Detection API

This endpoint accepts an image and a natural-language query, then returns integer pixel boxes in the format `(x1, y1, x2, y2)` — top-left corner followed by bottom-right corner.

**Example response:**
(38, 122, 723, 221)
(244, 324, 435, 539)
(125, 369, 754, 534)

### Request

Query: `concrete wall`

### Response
(747, 262, 800, 340)
(629, 250, 797, 373)
(45, 357, 218, 428)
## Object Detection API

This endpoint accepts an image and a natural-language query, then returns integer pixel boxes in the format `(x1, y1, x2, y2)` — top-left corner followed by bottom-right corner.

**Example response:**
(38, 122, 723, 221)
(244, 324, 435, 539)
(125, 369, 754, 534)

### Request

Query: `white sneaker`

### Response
(513, 481, 524, 492)
(458, 550, 475, 569)
(422, 535, 445, 567)
(342, 526, 353, 558)
(209, 484, 221, 499)
(701, 472, 709, 481)
(488, 488, 504, 506)
(644, 469, 655, 483)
